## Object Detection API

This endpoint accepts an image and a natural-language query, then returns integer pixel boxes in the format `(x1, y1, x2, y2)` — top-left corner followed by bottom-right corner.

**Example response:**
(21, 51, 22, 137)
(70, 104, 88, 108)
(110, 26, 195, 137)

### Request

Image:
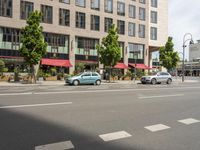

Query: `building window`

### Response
(129, 5, 136, 19)
(59, 0, 70, 4)
(117, 1, 125, 16)
(44, 33, 68, 47)
(104, 17, 113, 32)
(139, 0, 146, 4)
(128, 43, 144, 59)
(76, 12, 85, 29)
(117, 20, 125, 35)
(59, 8, 70, 26)
(151, 0, 157, 8)
(151, 11, 157, 23)
(20, 1, 34, 20)
(104, 0, 113, 13)
(75, 37, 99, 56)
(41, 5, 53, 24)
(91, 0, 100, 10)
(139, 7, 145, 21)
(128, 22, 135, 37)
(138, 24, 145, 38)
(151, 27, 157, 40)
(0, 0, 12, 17)
(75, 0, 85, 7)
(91, 15, 100, 31)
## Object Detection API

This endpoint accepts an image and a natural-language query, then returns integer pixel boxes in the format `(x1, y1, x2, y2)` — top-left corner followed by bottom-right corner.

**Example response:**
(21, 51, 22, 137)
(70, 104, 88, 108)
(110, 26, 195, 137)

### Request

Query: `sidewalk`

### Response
(0, 78, 199, 87)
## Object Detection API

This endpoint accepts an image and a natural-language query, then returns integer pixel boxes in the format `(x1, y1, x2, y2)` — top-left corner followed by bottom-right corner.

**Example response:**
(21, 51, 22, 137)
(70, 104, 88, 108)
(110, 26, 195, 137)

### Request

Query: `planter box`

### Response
(0, 76, 10, 81)
(45, 76, 57, 81)
(123, 77, 131, 80)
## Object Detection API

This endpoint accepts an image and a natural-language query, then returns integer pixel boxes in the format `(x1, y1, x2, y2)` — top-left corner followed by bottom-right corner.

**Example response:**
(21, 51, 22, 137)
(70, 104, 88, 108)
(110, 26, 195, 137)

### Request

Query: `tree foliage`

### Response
(19, 11, 47, 83)
(0, 59, 5, 75)
(159, 37, 180, 71)
(96, 24, 121, 68)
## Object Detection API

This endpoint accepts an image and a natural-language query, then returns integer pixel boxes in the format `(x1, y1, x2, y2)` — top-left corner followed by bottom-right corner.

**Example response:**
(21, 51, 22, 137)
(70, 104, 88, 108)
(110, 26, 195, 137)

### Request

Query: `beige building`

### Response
(0, 0, 168, 74)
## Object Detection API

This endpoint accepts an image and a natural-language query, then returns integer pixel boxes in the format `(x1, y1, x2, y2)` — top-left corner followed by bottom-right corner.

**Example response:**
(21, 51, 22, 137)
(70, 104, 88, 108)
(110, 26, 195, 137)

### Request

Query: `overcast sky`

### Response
(169, 0, 200, 59)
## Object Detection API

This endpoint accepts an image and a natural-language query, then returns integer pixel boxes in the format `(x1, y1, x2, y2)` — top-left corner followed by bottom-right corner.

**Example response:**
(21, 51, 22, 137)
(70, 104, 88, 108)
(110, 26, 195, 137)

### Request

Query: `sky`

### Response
(169, 0, 200, 60)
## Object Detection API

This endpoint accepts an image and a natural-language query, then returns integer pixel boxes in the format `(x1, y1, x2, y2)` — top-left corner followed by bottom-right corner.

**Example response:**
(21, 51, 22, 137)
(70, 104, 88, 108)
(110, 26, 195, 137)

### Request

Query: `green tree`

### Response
(96, 24, 121, 82)
(0, 59, 5, 76)
(159, 37, 180, 71)
(19, 11, 47, 83)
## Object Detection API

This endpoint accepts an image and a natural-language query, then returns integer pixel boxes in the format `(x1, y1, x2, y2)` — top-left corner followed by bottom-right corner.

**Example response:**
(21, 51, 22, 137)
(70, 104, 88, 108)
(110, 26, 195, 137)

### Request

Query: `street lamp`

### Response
(182, 33, 194, 82)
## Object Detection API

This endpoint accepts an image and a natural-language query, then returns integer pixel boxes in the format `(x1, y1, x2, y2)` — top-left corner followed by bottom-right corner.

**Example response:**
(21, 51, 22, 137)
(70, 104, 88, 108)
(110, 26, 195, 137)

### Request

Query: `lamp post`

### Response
(182, 33, 194, 82)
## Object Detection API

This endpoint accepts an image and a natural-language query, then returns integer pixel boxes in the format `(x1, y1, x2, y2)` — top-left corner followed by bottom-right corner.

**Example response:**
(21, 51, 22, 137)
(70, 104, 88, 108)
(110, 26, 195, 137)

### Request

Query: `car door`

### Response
(160, 72, 168, 82)
(81, 72, 92, 84)
(91, 73, 99, 83)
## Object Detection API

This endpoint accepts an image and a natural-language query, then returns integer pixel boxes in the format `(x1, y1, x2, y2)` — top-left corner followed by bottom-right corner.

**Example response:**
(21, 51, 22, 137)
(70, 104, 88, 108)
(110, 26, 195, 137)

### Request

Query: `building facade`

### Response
(0, 0, 168, 74)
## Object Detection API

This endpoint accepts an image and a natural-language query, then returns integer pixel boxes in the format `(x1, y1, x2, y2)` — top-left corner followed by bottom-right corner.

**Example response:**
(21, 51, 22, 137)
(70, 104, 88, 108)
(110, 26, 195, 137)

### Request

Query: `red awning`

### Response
(129, 63, 150, 69)
(114, 63, 129, 69)
(41, 58, 72, 67)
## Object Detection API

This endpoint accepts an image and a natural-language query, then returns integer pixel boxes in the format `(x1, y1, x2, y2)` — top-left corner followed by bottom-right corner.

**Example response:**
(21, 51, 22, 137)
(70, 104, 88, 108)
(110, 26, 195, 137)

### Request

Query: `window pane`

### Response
(105, 0, 113, 13)
(59, 0, 70, 4)
(139, 24, 145, 38)
(104, 17, 113, 32)
(59, 8, 70, 26)
(76, 12, 85, 28)
(117, 2, 125, 16)
(151, 11, 157, 23)
(0, 0, 12, 17)
(91, 15, 100, 31)
(128, 22, 135, 37)
(75, 0, 85, 7)
(150, 27, 157, 40)
(117, 20, 125, 35)
(41, 5, 53, 24)
(129, 5, 135, 18)
(139, 7, 145, 21)
(91, 0, 100, 10)
(20, 1, 34, 20)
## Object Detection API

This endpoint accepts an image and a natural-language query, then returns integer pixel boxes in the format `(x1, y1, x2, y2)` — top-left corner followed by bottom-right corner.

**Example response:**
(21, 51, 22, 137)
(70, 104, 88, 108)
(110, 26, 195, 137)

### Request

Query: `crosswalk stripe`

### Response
(99, 131, 132, 142)
(178, 118, 200, 125)
(35, 141, 74, 150)
(144, 124, 171, 132)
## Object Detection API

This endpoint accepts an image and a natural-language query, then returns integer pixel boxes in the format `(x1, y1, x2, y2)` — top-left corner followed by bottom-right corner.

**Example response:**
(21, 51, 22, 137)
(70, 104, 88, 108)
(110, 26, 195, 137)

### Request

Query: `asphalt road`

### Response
(0, 83, 200, 150)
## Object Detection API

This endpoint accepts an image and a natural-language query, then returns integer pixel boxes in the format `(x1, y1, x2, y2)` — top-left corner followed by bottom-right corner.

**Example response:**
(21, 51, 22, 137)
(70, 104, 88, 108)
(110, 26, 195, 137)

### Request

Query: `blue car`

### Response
(66, 72, 101, 86)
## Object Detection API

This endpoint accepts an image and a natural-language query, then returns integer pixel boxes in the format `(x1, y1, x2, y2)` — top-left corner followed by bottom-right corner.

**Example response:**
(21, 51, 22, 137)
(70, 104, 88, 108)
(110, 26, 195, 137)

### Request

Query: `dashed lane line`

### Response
(144, 124, 171, 132)
(178, 118, 200, 125)
(0, 102, 72, 109)
(99, 131, 132, 142)
(35, 140, 74, 150)
(138, 94, 184, 99)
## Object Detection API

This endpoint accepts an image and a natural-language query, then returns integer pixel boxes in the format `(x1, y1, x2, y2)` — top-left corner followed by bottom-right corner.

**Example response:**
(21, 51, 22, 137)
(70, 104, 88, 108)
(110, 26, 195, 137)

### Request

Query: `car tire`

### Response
(151, 78, 157, 85)
(73, 80, 79, 86)
(166, 78, 172, 84)
(95, 80, 101, 85)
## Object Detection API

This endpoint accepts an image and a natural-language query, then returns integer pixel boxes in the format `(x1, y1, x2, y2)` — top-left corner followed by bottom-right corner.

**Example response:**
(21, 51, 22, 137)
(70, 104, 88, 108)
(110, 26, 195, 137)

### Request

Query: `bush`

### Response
(3, 67, 8, 72)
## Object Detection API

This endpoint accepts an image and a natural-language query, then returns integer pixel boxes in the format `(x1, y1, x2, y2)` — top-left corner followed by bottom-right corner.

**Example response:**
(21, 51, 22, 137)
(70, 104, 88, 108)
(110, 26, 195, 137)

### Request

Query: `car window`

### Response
(160, 72, 169, 76)
(92, 73, 98, 76)
(82, 73, 91, 77)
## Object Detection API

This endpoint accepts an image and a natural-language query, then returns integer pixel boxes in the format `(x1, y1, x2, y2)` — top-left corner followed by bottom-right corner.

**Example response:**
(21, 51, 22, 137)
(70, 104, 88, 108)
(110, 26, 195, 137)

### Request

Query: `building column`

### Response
(124, 42, 129, 75)
(69, 35, 75, 74)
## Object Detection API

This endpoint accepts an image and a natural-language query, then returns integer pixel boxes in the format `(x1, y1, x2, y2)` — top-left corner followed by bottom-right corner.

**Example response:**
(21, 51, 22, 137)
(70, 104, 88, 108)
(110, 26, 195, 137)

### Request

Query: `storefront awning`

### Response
(114, 63, 129, 69)
(129, 63, 150, 69)
(41, 58, 72, 67)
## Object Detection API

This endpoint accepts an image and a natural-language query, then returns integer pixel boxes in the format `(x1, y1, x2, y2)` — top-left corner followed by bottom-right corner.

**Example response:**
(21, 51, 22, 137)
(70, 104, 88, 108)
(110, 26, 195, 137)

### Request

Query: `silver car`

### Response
(141, 72, 172, 85)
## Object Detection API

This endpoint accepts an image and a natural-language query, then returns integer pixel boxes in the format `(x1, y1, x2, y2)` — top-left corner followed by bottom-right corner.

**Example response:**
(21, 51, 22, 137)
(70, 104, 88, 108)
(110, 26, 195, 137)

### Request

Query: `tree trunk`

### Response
(109, 65, 112, 83)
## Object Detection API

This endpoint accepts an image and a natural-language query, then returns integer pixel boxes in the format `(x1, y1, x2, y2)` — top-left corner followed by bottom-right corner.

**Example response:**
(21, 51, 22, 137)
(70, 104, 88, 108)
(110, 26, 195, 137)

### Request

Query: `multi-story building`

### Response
(0, 0, 168, 74)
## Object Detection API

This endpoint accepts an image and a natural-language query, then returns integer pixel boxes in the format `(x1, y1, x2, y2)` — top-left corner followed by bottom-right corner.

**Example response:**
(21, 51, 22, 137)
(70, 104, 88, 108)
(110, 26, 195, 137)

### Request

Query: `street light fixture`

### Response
(182, 33, 194, 82)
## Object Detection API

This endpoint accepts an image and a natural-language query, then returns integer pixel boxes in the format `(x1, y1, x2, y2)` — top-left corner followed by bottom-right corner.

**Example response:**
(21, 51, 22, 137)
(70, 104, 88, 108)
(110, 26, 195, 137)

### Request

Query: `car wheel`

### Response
(73, 80, 79, 86)
(151, 78, 157, 85)
(95, 80, 101, 85)
(167, 78, 172, 84)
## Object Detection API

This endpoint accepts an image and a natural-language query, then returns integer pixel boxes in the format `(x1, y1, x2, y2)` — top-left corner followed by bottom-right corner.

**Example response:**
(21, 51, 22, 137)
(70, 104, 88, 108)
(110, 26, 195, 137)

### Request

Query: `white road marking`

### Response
(0, 102, 72, 109)
(35, 141, 74, 150)
(0, 92, 32, 96)
(178, 118, 200, 125)
(144, 124, 171, 132)
(1, 86, 200, 96)
(99, 131, 132, 142)
(138, 94, 184, 99)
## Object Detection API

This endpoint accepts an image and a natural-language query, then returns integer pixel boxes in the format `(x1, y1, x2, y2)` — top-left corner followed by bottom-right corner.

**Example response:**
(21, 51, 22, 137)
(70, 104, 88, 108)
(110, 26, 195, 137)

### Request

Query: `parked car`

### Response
(141, 72, 172, 85)
(65, 72, 101, 86)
